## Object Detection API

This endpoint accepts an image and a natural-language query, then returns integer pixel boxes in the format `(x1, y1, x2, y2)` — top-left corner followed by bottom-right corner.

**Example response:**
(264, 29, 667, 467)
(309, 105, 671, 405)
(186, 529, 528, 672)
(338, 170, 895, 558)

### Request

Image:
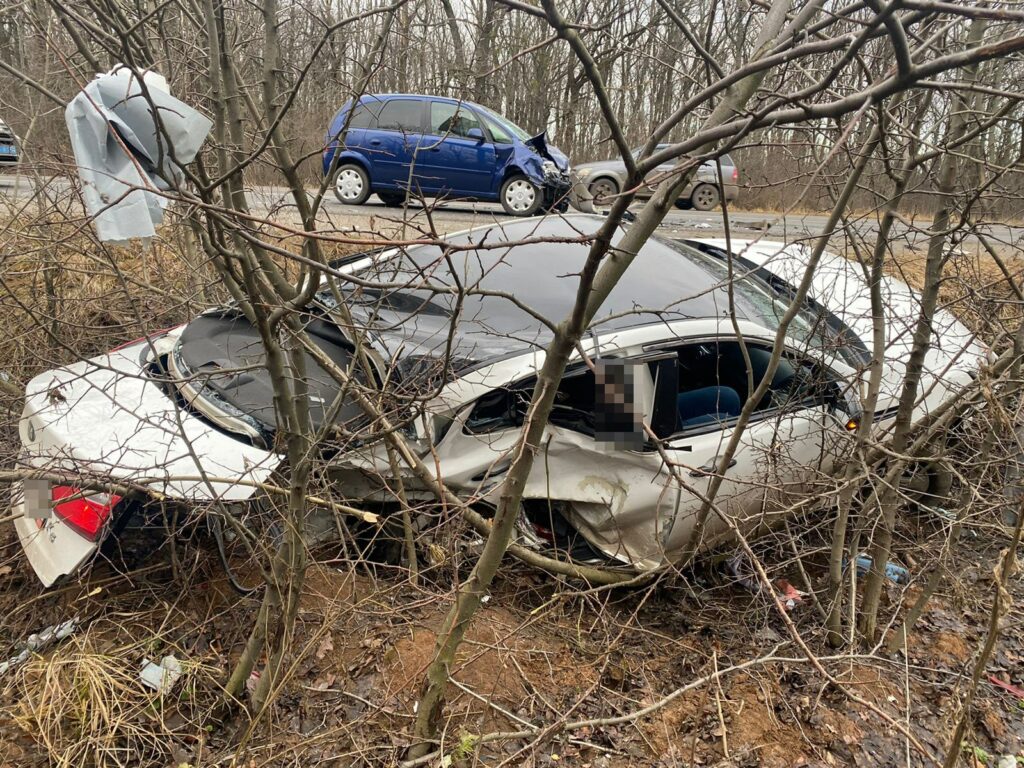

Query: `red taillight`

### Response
(732, 167, 739, 182)
(51, 486, 121, 541)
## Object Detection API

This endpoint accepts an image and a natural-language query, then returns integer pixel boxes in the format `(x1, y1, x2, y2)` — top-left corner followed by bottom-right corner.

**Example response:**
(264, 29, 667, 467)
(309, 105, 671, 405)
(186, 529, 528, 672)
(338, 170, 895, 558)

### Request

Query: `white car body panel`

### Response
(15, 330, 282, 584)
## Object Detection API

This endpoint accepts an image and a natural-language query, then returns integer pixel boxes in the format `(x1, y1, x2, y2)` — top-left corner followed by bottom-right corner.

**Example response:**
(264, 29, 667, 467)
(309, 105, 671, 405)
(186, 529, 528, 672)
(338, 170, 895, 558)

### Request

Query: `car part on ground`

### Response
(322, 94, 571, 215)
(12, 215, 987, 585)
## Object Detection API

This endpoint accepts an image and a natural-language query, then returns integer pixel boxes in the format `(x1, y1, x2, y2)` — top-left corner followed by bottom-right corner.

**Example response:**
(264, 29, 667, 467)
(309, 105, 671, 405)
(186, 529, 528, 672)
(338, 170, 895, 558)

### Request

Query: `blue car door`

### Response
(365, 98, 427, 191)
(419, 101, 496, 197)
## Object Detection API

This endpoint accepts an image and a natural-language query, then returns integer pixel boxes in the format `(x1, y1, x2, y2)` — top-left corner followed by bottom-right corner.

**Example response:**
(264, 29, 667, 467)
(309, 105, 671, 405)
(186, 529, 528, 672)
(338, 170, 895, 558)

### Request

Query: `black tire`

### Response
(674, 198, 692, 210)
(690, 183, 720, 211)
(587, 177, 619, 205)
(500, 175, 543, 216)
(332, 163, 371, 205)
(378, 191, 406, 207)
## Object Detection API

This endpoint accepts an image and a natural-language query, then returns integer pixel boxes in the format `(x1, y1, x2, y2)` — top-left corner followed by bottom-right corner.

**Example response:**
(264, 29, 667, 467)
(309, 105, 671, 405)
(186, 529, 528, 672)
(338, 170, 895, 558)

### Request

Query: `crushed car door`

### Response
(655, 339, 831, 558)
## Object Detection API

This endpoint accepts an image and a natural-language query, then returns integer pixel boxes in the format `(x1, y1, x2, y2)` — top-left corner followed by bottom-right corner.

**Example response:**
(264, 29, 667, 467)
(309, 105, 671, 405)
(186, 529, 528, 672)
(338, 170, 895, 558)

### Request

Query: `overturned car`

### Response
(12, 215, 987, 585)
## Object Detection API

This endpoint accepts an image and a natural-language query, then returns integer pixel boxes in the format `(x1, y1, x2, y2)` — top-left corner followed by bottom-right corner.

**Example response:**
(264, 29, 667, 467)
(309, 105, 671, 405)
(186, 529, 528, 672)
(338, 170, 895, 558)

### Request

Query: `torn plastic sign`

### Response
(65, 66, 212, 246)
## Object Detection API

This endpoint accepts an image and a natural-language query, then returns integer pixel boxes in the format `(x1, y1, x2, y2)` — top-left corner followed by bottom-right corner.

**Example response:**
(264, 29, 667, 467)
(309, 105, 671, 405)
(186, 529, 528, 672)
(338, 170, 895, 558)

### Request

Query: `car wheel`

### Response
(333, 163, 371, 205)
(674, 198, 692, 210)
(500, 175, 542, 216)
(690, 183, 721, 211)
(378, 191, 406, 207)
(587, 177, 618, 205)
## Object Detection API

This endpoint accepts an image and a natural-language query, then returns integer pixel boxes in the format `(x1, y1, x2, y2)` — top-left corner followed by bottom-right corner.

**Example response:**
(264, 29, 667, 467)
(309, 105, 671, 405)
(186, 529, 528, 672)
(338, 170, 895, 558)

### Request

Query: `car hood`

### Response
(525, 132, 569, 171)
(693, 238, 988, 410)
(573, 159, 624, 174)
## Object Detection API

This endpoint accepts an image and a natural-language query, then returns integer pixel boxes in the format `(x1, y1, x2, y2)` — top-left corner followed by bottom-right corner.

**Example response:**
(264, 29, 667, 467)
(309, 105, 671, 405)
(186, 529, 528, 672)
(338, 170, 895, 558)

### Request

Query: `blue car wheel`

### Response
(500, 175, 542, 216)
(333, 163, 371, 205)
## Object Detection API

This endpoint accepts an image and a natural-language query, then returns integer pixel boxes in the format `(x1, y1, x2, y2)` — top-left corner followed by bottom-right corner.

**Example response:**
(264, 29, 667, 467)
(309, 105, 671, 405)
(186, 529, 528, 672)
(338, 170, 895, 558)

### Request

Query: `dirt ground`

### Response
(0, 510, 1022, 767)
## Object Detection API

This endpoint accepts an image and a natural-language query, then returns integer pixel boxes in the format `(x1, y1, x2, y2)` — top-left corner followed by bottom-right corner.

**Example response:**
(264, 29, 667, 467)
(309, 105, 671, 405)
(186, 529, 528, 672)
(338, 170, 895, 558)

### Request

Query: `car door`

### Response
(654, 339, 832, 556)
(419, 101, 496, 197)
(365, 98, 427, 191)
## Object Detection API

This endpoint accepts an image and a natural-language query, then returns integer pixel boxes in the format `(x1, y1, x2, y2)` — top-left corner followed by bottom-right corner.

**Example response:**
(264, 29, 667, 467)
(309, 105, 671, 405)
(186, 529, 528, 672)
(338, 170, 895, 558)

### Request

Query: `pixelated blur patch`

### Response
(594, 359, 644, 450)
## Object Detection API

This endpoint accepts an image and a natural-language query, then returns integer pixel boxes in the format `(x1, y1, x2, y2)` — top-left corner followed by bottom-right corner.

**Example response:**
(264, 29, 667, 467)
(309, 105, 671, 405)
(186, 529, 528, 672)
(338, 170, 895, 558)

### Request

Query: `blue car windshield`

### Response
(476, 104, 532, 142)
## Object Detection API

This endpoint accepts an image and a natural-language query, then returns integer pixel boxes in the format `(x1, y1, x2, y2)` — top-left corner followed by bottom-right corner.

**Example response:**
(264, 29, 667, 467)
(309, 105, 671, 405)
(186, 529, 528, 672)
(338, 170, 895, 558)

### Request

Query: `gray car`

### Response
(572, 145, 738, 210)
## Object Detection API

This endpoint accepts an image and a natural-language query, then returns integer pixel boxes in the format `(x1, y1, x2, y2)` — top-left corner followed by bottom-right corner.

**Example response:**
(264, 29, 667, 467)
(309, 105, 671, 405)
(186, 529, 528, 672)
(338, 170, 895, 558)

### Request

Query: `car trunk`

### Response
(172, 310, 369, 437)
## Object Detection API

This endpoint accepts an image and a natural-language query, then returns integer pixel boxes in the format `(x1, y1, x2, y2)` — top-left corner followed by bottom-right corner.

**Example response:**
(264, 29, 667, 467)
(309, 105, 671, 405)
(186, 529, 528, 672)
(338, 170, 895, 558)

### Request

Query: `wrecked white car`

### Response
(11, 215, 987, 585)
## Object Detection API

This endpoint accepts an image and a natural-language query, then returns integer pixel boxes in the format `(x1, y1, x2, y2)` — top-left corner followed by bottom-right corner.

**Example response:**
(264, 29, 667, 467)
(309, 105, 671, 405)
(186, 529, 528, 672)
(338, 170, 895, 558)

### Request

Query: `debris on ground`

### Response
(848, 555, 910, 584)
(0, 616, 78, 676)
(775, 578, 805, 610)
(139, 655, 182, 694)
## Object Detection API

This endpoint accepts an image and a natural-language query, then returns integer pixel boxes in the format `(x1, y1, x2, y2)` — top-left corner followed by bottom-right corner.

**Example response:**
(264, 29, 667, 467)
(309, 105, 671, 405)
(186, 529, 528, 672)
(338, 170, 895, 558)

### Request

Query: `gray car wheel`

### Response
(333, 163, 371, 205)
(500, 175, 542, 216)
(690, 183, 720, 211)
(588, 177, 619, 205)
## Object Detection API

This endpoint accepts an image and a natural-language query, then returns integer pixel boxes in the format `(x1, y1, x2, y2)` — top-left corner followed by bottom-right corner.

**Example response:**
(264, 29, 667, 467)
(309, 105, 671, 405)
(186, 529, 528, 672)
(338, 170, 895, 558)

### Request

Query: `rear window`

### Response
(376, 99, 423, 132)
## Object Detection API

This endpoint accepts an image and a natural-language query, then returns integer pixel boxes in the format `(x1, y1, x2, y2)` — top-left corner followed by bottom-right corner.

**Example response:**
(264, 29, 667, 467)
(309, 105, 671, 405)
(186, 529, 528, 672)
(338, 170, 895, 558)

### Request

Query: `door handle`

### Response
(690, 458, 737, 477)
(369, 139, 382, 145)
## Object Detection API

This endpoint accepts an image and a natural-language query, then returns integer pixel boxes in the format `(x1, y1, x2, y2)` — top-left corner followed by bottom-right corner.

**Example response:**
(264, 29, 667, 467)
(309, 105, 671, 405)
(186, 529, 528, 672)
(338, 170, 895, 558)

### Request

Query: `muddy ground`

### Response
(0, 509, 1021, 767)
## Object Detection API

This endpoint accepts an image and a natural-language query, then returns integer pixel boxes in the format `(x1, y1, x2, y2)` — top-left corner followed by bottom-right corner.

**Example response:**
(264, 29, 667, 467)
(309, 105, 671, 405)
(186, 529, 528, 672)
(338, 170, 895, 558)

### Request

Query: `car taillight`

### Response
(732, 167, 739, 182)
(51, 486, 121, 541)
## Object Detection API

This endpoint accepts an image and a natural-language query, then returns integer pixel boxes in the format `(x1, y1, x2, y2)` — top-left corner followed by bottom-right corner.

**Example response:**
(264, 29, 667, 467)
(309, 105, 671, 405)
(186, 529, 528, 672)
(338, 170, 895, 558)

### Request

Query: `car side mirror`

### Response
(466, 127, 485, 143)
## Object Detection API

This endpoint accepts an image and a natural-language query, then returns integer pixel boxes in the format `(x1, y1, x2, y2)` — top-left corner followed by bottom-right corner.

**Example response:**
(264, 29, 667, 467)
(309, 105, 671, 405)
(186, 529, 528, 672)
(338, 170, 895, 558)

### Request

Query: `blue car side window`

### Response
(429, 102, 483, 139)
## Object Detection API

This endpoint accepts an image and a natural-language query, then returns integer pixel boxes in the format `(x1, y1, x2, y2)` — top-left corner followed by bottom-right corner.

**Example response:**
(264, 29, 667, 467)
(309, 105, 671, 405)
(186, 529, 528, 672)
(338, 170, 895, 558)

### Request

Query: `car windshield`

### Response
(475, 104, 532, 142)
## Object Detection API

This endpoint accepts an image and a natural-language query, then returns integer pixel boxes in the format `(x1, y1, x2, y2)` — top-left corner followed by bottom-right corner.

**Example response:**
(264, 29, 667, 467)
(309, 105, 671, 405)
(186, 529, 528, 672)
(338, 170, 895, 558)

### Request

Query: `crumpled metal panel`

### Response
(65, 66, 212, 246)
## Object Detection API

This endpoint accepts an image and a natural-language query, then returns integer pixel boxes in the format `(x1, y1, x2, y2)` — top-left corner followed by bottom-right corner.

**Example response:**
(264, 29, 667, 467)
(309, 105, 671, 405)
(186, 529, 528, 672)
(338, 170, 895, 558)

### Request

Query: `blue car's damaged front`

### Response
(516, 131, 572, 211)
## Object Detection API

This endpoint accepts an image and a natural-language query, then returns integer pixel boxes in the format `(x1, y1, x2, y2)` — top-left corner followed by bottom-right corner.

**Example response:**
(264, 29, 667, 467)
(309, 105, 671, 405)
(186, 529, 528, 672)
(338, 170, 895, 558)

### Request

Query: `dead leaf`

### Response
(315, 633, 334, 661)
(312, 673, 336, 691)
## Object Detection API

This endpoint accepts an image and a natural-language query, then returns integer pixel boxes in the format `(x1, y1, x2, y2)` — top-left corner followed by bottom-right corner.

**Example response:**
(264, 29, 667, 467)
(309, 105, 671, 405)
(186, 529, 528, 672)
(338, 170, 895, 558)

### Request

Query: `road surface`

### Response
(2, 174, 1021, 249)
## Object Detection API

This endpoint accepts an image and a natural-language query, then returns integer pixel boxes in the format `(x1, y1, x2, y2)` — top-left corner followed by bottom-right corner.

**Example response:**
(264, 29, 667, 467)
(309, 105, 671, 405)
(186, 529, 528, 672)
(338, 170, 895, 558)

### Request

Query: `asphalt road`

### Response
(3, 174, 1022, 249)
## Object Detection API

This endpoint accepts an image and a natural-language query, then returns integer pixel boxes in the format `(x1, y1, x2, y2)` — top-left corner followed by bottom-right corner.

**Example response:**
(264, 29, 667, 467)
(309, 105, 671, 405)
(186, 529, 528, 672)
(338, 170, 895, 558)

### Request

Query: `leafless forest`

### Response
(1, 0, 1024, 766)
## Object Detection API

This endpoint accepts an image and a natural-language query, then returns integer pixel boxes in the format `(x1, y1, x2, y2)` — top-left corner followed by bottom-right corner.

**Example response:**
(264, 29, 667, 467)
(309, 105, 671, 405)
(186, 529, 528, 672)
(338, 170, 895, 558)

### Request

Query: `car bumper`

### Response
(12, 480, 98, 587)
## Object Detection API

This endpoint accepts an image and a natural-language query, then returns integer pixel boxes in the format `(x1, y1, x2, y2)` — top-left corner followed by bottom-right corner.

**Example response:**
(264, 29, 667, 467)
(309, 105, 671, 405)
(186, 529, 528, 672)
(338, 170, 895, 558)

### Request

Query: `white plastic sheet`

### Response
(65, 66, 212, 246)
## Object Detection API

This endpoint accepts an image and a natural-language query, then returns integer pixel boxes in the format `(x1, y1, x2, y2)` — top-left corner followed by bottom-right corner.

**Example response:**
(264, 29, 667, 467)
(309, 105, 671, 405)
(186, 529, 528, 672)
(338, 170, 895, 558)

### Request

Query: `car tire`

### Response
(500, 175, 543, 216)
(333, 163, 371, 205)
(674, 198, 692, 210)
(378, 191, 406, 207)
(690, 183, 720, 211)
(587, 177, 619, 205)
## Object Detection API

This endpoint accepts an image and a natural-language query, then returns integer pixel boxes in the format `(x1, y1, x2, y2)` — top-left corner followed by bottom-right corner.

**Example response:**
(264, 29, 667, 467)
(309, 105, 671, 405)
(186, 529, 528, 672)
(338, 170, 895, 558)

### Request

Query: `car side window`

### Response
(669, 340, 827, 433)
(430, 102, 483, 139)
(482, 114, 513, 144)
(376, 99, 424, 132)
(347, 105, 375, 130)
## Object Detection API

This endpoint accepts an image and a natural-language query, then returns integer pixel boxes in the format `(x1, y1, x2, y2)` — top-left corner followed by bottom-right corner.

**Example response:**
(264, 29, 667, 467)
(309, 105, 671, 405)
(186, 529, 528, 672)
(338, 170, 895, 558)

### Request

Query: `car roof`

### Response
(336, 214, 764, 371)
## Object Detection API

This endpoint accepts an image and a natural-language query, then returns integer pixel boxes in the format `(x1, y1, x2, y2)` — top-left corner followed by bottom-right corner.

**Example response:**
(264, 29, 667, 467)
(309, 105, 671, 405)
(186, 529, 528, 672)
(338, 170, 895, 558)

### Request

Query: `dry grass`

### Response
(5, 628, 222, 767)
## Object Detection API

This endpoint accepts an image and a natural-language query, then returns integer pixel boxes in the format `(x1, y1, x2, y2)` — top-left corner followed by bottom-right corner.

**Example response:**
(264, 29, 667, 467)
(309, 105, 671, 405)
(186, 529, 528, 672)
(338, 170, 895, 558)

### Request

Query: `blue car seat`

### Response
(677, 385, 742, 430)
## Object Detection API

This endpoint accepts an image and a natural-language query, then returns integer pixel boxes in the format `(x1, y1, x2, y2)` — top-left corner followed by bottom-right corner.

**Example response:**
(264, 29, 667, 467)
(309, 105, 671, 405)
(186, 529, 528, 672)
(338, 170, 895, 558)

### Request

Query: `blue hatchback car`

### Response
(323, 94, 572, 216)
